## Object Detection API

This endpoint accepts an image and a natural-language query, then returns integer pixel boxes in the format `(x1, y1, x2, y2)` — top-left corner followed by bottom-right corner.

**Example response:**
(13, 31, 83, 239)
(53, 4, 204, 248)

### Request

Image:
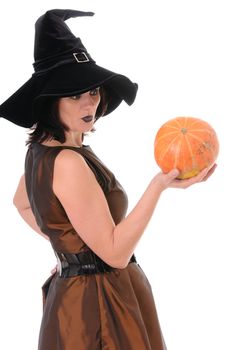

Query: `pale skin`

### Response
(13, 87, 217, 271)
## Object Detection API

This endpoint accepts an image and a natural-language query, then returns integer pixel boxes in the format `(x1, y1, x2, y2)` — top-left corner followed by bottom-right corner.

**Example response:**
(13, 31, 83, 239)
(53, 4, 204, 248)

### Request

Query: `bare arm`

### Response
(53, 149, 217, 269)
(112, 164, 216, 266)
(13, 174, 49, 241)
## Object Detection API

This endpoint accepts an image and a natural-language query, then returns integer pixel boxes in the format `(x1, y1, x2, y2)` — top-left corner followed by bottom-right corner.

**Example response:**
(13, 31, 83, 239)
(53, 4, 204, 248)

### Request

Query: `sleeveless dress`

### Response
(24, 142, 167, 350)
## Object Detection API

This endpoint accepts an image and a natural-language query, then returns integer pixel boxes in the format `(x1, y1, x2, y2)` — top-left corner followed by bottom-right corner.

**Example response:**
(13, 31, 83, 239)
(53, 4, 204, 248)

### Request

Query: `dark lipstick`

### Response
(82, 115, 93, 123)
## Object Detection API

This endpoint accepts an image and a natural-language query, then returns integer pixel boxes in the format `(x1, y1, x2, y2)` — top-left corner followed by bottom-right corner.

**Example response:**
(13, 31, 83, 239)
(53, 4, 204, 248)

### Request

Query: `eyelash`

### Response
(70, 88, 100, 100)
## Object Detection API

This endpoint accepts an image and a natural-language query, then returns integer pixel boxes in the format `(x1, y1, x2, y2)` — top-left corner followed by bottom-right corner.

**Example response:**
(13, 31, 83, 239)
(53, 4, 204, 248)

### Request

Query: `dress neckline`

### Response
(33, 142, 89, 150)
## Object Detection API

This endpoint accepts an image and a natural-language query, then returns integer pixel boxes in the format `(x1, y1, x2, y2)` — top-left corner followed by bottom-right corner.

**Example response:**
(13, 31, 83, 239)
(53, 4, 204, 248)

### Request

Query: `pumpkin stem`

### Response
(181, 128, 187, 134)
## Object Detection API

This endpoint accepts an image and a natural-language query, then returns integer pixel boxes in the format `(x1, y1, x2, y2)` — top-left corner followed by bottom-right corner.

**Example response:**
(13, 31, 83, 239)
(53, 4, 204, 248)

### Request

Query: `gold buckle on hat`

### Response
(73, 52, 90, 63)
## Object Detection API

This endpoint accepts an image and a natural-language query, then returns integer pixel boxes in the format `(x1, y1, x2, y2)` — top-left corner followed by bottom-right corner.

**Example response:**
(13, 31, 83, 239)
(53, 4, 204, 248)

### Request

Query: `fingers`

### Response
(201, 163, 217, 182)
(168, 163, 217, 189)
(192, 163, 216, 183)
(193, 166, 210, 182)
(158, 169, 180, 190)
(166, 169, 180, 181)
(157, 163, 217, 190)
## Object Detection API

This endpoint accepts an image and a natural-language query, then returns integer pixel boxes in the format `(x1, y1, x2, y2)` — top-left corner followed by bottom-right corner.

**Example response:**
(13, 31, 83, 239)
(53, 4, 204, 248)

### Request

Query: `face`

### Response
(58, 87, 101, 133)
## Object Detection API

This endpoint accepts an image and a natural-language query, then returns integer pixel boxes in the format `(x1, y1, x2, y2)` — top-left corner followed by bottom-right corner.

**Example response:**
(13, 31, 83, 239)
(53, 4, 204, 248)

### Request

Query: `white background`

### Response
(0, 1, 231, 349)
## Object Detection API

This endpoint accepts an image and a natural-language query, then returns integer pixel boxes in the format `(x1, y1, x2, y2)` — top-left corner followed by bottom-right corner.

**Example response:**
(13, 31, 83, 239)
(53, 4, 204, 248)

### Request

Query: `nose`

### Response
(81, 92, 96, 106)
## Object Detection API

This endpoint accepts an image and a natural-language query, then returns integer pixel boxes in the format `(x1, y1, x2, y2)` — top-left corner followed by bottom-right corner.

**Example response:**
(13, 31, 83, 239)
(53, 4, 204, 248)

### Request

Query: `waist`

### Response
(54, 249, 137, 278)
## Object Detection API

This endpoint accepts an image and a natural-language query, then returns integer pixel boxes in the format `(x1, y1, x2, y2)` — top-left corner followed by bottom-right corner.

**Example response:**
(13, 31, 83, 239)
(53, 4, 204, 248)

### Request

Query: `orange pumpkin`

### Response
(154, 117, 219, 179)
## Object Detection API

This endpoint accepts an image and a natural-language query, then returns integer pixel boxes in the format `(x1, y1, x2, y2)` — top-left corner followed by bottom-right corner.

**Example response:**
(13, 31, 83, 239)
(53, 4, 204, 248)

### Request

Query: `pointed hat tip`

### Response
(46, 9, 95, 20)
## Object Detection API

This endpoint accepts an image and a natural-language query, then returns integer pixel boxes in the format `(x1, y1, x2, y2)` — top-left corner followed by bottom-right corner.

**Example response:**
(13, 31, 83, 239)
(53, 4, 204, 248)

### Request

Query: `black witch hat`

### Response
(0, 9, 138, 128)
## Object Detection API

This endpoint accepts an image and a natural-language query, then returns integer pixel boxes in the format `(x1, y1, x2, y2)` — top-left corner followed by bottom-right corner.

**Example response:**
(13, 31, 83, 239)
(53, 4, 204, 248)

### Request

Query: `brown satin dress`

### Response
(24, 142, 167, 350)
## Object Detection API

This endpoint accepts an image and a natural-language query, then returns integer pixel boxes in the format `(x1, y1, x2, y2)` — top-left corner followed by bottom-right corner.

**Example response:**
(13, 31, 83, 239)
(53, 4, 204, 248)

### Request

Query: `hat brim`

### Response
(0, 62, 138, 128)
(0, 76, 41, 128)
(34, 62, 138, 116)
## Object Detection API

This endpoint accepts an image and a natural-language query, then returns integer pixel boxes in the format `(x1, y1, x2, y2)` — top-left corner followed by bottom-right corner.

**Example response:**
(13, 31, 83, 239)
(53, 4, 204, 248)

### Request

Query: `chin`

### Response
(84, 124, 95, 132)
(83, 126, 94, 133)
(72, 124, 94, 133)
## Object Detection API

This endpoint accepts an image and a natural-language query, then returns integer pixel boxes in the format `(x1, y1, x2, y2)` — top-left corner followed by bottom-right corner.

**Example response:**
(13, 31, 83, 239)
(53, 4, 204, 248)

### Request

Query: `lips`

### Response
(82, 115, 93, 123)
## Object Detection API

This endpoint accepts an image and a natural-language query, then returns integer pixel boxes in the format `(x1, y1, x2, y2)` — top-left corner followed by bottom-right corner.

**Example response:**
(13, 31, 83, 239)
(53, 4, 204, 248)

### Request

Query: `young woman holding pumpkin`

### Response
(0, 9, 216, 350)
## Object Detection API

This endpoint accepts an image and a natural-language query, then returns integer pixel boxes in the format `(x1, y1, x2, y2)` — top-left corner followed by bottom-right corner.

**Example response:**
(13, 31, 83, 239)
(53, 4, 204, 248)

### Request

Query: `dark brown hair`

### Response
(25, 86, 108, 146)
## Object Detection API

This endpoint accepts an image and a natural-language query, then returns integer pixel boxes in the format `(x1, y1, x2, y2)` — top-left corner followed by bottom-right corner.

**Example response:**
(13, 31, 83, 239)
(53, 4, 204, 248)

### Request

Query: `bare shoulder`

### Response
(52, 148, 118, 267)
(54, 149, 88, 171)
(53, 148, 95, 195)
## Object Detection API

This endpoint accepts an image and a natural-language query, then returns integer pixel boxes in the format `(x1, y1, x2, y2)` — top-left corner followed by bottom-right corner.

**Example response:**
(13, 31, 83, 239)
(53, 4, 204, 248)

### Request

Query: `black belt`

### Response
(54, 250, 137, 278)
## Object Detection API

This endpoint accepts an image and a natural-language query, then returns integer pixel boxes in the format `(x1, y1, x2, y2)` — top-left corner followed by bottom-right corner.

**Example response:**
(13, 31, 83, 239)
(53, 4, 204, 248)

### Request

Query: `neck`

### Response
(41, 133, 84, 148)
(63, 131, 83, 147)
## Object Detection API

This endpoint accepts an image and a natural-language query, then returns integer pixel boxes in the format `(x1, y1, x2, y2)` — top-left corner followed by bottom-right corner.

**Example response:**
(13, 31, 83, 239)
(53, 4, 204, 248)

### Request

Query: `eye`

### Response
(70, 94, 81, 100)
(90, 88, 100, 96)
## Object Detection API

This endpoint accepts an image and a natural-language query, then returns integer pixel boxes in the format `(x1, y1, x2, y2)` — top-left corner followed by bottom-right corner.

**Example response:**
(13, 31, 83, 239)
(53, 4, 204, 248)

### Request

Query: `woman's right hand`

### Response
(50, 264, 58, 275)
(153, 163, 217, 192)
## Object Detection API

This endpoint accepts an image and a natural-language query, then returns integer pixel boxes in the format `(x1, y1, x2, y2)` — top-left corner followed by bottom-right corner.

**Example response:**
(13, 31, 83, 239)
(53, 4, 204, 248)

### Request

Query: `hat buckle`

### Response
(73, 52, 90, 63)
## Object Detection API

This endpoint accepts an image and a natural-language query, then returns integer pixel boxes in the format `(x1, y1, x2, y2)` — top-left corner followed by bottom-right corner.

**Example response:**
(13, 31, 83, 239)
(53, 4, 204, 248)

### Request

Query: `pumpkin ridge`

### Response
(189, 128, 215, 135)
(185, 133, 196, 170)
(173, 118, 183, 128)
(183, 117, 188, 128)
(155, 130, 179, 145)
(188, 119, 202, 128)
(174, 138, 182, 168)
(159, 134, 180, 162)
(164, 125, 179, 130)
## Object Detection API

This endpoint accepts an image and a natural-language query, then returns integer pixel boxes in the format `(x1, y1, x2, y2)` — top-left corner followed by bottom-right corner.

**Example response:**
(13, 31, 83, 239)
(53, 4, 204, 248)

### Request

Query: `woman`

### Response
(0, 9, 216, 350)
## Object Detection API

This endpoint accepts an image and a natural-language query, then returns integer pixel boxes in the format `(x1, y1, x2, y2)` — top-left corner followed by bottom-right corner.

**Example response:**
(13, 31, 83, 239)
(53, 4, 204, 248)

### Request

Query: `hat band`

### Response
(33, 50, 95, 76)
